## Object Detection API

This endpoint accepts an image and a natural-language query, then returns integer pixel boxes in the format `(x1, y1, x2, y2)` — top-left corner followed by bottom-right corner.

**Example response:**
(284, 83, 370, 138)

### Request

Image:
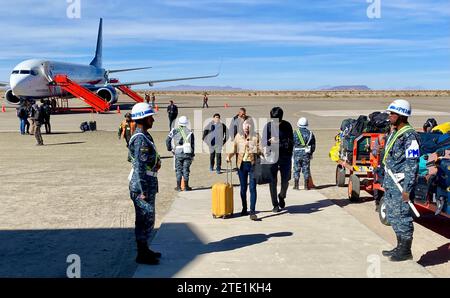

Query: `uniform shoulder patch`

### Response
(405, 140, 420, 158)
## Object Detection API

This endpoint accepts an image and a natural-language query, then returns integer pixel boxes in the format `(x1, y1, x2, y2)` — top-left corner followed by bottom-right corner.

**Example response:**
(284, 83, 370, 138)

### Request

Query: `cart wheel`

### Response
(348, 174, 360, 202)
(378, 197, 390, 226)
(373, 189, 384, 210)
(212, 214, 217, 219)
(336, 165, 346, 187)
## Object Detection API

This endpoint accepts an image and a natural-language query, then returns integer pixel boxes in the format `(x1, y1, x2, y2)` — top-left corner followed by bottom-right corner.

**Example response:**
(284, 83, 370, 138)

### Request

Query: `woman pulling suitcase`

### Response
(227, 119, 263, 220)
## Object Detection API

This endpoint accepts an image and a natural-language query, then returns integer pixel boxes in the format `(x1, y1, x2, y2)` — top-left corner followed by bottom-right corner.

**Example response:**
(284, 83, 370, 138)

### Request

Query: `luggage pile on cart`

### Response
(330, 112, 390, 203)
(412, 124, 450, 219)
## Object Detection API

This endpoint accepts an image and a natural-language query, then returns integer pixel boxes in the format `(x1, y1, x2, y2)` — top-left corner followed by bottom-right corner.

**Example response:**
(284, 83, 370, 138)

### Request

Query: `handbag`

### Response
(253, 157, 274, 185)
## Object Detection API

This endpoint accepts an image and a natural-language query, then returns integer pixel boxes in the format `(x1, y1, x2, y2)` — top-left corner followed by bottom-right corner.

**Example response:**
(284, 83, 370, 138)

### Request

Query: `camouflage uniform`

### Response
(293, 127, 316, 184)
(129, 127, 160, 242)
(383, 126, 420, 240)
(166, 126, 195, 185)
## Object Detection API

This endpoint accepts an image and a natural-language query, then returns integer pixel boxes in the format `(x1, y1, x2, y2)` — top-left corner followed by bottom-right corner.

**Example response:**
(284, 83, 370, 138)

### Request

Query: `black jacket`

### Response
(263, 120, 294, 161)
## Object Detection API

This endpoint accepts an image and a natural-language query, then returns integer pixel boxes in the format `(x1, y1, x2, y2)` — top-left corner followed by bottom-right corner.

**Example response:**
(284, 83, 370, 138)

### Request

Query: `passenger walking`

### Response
(34, 102, 44, 146)
(203, 113, 228, 174)
(151, 93, 156, 107)
(166, 100, 178, 131)
(262, 107, 294, 212)
(202, 93, 209, 108)
(41, 99, 52, 134)
(16, 101, 28, 135)
(227, 119, 262, 220)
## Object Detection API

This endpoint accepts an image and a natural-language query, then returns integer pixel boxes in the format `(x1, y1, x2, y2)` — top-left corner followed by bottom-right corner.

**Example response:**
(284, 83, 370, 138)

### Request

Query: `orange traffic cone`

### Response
(154, 105, 159, 112)
(181, 177, 185, 191)
(224, 103, 229, 108)
(116, 105, 121, 114)
(1, 104, 5, 113)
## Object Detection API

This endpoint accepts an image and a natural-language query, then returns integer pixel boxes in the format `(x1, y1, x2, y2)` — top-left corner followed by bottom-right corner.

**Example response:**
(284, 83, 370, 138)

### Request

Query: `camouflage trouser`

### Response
(293, 150, 310, 182)
(175, 154, 193, 182)
(34, 123, 43, 145)
(129, 178, 157, 242)
(384, 179, 414, 240)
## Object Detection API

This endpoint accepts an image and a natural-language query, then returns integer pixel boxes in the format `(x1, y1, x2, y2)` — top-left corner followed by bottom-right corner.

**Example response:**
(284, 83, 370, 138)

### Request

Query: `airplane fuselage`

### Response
(9, 59, 106, 99)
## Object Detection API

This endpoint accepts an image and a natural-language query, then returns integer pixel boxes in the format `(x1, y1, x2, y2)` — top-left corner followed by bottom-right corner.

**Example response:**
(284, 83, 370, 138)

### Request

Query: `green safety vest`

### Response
(382, 124, 414, 165)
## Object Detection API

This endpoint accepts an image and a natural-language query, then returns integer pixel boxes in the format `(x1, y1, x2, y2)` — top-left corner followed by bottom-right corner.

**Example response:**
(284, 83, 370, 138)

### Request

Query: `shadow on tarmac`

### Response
(0, 228, 138, 277)
(417, 243, 450, 267)
(144, 223, 293, 277)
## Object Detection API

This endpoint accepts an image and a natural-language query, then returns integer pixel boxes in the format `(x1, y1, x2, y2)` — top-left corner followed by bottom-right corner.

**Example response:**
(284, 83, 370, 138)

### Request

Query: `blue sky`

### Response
(0, 0, 449, 90)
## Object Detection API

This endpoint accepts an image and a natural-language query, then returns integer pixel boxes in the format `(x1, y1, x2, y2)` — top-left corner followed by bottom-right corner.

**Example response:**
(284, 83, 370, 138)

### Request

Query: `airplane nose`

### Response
(10, 76, 29, 96)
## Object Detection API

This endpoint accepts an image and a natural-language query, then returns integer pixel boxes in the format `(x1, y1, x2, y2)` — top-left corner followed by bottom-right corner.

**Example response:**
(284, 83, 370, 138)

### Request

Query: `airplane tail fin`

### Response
(90, 18, 103, 68)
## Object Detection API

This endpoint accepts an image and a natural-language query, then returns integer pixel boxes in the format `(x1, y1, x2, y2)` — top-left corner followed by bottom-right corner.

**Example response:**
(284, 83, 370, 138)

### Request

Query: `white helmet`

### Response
(297, 117, 308, 127)
(178, 116, 189, 127)
(131, 103, 156, 120)
(386, 99, 411, 117)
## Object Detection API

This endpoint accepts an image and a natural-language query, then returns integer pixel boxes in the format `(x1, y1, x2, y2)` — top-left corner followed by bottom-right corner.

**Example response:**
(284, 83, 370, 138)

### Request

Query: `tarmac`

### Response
(134, 186, 432, 278)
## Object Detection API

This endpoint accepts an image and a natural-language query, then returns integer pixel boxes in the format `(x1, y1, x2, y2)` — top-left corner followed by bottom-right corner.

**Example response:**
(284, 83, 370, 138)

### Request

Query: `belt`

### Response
(146, 171, 158, 177)
(294, 147, 307, 151)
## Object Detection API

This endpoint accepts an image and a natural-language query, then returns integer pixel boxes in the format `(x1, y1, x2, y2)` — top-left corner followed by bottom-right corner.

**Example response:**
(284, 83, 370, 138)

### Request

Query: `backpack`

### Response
(340, 118, 356, 137)
(349, 115, 368, 136)
(80, 122, 90, 132)
(419, 132, 450, 155)
(367, 112, 390, 133)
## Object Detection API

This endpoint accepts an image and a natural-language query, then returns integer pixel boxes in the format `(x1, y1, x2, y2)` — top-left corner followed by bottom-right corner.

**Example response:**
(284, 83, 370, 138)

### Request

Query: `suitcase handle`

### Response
(226, 160, 233, 186)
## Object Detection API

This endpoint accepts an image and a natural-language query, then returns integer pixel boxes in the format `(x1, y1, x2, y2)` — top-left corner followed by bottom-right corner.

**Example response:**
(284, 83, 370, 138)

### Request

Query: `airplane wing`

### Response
(0, 81, 9, 87)
(108, 73, 219, 87)
(107, 66, 152, 74)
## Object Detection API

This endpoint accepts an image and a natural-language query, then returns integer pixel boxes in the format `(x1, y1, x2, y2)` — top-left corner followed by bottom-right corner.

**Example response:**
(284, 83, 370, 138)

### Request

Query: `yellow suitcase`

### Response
(212, 166, 234, 218)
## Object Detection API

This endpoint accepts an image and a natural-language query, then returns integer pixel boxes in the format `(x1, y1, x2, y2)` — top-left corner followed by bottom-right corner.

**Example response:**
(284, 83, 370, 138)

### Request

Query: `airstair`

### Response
(52, 75, 110, 112)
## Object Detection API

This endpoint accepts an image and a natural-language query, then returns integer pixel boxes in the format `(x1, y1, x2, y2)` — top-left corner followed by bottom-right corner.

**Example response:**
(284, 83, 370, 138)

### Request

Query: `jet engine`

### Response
(96, 86, 118, 105)
(5, 89, 21, 104)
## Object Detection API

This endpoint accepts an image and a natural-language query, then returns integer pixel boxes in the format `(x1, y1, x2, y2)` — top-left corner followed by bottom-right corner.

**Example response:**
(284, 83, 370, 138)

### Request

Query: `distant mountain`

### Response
(318, 85, 371, 91)
(153, 85, 245, 91)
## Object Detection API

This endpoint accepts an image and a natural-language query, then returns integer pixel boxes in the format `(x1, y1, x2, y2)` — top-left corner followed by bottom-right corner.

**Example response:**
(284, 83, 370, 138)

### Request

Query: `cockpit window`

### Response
(12, 69, 37, 75)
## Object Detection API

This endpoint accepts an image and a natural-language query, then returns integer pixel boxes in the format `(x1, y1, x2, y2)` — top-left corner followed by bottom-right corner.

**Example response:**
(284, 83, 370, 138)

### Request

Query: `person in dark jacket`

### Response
(166, 100, 178, 131)
(203, 113, 228, 174)
(262, 107, 294, 212)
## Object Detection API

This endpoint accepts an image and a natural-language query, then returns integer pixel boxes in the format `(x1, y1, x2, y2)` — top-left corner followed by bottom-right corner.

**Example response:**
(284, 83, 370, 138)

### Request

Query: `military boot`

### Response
(390, 237, 413, 262)
(174, 180, 182, 191)
(304, 179, 310, 190)
(293, 179, 299, 190)
(382, 235, 401, 257)
(136, 241, 159, 265)
(184, 180, 192, 191)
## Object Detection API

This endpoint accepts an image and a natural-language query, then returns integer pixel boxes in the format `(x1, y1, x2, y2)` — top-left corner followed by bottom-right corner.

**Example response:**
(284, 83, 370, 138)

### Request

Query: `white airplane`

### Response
(1, 18, 218, 107)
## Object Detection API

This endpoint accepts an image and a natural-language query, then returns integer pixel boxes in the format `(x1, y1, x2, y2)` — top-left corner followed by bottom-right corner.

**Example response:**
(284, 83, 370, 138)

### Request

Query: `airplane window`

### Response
(30, 70, 38, 76)
(12, 70, 19, 74)
(20, 70, 31, 74)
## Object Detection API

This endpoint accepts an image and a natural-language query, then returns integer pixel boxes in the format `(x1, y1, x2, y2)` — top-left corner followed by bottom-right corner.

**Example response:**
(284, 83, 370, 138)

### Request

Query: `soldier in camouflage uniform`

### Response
(382, 99, 420, 262)
(166, 116, 195, 191)
(128, 103, 161, 265)
(293, 117, 316, 190)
